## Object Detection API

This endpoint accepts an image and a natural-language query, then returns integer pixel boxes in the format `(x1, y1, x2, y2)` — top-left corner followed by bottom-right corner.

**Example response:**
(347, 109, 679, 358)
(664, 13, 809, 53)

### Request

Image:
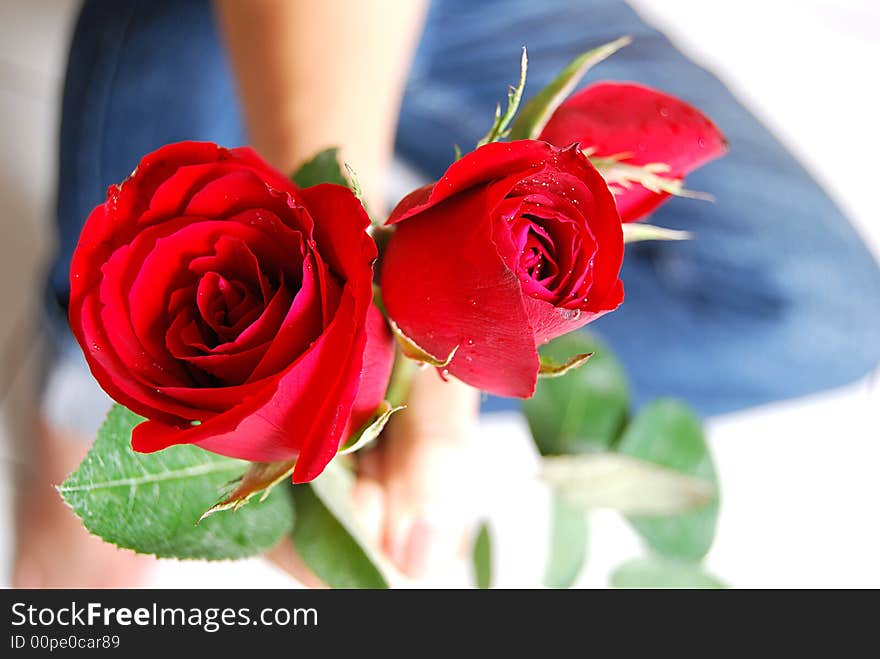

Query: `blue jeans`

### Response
(46, 0, 880, 428)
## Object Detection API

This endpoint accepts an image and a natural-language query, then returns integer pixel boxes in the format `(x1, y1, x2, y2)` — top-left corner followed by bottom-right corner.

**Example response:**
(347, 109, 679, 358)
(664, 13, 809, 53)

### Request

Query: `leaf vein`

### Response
(59, 461, 241, 494)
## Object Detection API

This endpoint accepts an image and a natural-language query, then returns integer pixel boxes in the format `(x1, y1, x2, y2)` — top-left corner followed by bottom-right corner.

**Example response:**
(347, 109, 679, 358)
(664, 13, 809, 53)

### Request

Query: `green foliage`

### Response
(611, 556, 726, 589)
(616, 400, 719, 561)
(291, 147, 349, 188)
(541, 453, 713, 516)
(477, 48, 528, 147)
(58, 405, 294, 560)
(291, 463, 390, 588)
(472, 522, 493, 589)
(543, 495, 588, 588)
(509, 37, 631, 140)
(522, 333, 630, 454)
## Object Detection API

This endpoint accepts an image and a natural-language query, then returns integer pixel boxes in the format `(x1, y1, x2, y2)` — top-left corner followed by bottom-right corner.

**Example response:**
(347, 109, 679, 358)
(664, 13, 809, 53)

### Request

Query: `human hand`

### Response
(268, 367, 481, 585)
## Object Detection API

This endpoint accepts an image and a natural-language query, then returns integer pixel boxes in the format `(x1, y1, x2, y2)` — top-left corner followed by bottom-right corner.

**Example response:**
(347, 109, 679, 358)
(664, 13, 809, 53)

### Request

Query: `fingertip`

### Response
(350, 476, 386, 546)
(265, 537, 325, 588)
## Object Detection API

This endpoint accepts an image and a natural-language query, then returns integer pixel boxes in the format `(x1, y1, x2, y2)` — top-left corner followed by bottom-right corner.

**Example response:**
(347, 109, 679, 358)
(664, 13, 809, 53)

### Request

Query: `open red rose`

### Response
(539, 82, 727, 222)
(380, 140, 624, 398)
(69, 141, 392, 483)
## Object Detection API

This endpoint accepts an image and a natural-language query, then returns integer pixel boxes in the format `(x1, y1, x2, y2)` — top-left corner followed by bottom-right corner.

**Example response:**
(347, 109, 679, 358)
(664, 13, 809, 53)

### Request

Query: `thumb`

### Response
(377, 369, 481, 579)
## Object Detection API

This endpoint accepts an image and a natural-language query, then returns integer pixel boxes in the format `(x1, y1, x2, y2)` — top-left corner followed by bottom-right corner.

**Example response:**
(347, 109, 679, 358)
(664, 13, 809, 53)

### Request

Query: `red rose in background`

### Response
(69, 141, 392, 483)
(539, 82, 727, 222)
(380, 140, 623, 398)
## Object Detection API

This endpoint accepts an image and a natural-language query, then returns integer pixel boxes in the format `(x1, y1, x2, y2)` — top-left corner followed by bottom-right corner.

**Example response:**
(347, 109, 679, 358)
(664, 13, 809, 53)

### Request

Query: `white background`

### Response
(0, 0, 877, 588)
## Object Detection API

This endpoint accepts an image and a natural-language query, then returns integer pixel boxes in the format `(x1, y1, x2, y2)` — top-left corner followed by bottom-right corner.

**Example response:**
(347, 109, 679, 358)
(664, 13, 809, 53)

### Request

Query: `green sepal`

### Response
(623, 223, 692, 243)
(477, 48, 528, 147)
(538, 351, 592, 378)
(338, 401, 406, 456)
(388, 318, 458, 368)
(509, 36, 631, 141)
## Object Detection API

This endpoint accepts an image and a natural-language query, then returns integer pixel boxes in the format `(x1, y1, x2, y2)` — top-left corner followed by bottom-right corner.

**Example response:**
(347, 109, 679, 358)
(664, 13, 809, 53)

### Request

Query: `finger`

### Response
(380, 370, 481, 578)
(350, 475, 386, 547)
(356, 444, 383, 480)
(265, 536, 326, 588)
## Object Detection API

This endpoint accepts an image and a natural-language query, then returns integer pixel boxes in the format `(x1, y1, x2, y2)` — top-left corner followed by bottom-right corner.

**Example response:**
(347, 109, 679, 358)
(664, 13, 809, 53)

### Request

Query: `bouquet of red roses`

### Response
(60, 39, 726, 588)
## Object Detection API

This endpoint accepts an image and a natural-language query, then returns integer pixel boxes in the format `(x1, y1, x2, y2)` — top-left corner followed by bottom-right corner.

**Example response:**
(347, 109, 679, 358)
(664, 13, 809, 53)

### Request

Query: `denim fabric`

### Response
(46, 0, 880, 426)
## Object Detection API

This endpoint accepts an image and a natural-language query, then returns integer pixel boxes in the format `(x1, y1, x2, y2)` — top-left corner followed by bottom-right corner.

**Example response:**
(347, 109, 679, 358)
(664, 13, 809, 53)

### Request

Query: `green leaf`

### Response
(611, 556, 726, 589)
(291, 147, 349, 188)
(477, 47, 528, 147)
(338, 401, 406, 456)
(522, 332, 630, 455)
(291, 462, 391, 588)
(509, 36, 631, 141)
(58, 405, 295, 560)
(622, 223, 692, 244)
(540, 453, 714, 515)
(543, 495, 588, 588)
(616, 399, 719, 561)
(472, 521, 492, 589)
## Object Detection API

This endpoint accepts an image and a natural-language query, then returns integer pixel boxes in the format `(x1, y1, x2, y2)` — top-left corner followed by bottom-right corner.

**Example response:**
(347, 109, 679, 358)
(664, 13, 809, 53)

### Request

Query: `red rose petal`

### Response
(382, 182, 540, 398)
(386, 140, 564, 226)
(347, 303, 395, 433)
(72, 142, 383, 483)
(539, 82, 727, 222)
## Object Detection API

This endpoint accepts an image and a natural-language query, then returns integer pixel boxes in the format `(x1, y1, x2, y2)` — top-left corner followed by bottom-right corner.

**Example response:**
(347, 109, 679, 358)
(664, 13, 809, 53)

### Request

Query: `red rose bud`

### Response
(380, 140, 624, 398)
(69, 141, 393, 483)
(539, 82, 727, 222)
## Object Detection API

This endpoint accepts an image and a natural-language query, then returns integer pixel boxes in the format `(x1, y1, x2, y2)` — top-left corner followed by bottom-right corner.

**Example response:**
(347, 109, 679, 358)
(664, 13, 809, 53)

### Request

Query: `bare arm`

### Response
(215, 0, 482, 582)
(214, 0, 427, 212)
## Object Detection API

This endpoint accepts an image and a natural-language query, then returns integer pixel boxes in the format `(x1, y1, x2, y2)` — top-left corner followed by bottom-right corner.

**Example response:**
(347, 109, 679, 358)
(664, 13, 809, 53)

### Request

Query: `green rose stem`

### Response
(385, 347, 418, 408)
(370, 280, 417, 408)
